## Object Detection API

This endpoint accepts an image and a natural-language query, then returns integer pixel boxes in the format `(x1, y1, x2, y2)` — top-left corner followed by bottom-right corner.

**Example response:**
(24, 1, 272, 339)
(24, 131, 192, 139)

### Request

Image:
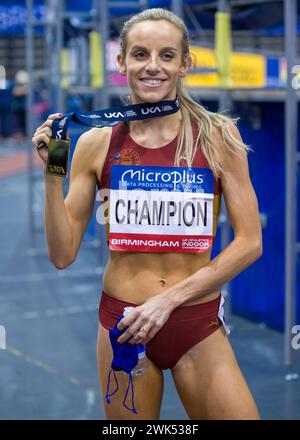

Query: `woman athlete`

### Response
(32, 8, 262, 420)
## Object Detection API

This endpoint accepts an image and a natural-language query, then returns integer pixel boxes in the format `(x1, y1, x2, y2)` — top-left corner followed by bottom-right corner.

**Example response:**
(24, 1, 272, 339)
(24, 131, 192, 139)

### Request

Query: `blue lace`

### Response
(105, 368, 137, 415)
(105, 368, 119, 403)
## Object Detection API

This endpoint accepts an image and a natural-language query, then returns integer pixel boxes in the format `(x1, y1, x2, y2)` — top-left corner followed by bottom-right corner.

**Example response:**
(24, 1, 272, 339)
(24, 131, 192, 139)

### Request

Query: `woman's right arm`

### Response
(32, 114, 111, 269)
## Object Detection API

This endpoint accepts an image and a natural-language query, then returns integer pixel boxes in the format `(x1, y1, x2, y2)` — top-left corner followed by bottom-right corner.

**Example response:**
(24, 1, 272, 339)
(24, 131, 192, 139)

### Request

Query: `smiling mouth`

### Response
(140, 79, 166, 87)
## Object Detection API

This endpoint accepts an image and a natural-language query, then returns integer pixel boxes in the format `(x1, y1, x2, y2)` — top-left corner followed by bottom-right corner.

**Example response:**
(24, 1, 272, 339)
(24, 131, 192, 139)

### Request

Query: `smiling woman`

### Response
(32, 7, 262, 421)
(117, 20, 188, 106)
(96, 8, 262, 420)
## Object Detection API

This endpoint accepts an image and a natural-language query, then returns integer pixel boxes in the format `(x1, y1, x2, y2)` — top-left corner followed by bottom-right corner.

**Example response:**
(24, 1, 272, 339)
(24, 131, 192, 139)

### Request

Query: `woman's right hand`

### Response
(31, 113, 63, 164)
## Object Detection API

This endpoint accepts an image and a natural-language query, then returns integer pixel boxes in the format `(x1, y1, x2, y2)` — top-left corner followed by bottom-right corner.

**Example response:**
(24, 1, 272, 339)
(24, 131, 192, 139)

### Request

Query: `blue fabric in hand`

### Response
(105, 315, 139, 414)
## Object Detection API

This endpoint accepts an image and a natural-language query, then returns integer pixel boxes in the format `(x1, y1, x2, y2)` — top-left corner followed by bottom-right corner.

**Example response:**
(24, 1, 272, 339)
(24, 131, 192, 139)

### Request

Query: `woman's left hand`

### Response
(116, 293, 174, 345)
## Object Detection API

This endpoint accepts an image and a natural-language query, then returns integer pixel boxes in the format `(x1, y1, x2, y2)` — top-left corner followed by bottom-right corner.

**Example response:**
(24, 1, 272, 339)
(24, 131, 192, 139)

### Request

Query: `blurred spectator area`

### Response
(0, 36, 45, 80)
(0, 36, 48, 142)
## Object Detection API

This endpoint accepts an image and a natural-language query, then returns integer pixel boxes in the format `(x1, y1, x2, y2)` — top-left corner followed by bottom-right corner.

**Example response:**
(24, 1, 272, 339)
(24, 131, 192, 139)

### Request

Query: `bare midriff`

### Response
(102, 250, 220, 306)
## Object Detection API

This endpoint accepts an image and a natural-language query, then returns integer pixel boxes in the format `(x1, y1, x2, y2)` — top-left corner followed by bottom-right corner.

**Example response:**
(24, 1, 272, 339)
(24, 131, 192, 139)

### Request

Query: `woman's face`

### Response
(118, 20, 190, 104)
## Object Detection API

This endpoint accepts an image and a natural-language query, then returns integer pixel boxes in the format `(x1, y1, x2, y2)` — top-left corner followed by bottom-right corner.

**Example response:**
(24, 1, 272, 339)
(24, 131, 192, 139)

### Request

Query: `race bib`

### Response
(108, 165, 215, 253)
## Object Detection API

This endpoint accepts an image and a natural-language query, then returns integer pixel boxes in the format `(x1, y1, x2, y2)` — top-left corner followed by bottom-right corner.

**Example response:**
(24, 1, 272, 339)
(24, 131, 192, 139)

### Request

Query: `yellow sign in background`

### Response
(185, 46, 266, 88)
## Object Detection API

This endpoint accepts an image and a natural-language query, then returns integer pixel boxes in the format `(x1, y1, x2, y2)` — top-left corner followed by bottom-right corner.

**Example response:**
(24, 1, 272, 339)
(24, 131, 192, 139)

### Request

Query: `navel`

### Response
(159, 279, 167, 287)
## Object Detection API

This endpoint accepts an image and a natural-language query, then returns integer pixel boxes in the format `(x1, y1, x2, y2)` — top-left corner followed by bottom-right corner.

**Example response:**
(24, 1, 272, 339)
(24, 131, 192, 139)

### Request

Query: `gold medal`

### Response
(46, 138, 71, 177)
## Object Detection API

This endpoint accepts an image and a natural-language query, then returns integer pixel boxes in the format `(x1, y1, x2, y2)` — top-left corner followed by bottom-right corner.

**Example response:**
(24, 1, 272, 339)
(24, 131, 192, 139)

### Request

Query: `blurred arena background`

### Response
(0, 0, 299, 420)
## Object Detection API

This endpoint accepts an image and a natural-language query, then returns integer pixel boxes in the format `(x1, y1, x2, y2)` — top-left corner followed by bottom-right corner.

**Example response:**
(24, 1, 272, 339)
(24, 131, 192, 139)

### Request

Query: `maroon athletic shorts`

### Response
(98, 290, 227, 370)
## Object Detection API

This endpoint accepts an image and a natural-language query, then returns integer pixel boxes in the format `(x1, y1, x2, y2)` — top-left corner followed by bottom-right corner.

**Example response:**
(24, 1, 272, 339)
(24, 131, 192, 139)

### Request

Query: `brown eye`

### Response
(162, 53, 174, 60)
(134, 52, 147, 59)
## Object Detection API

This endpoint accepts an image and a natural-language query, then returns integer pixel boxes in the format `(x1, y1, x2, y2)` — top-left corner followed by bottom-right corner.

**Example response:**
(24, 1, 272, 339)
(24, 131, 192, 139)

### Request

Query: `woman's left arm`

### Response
(164, 122, 263, 308)
(117, 123, 262, 345)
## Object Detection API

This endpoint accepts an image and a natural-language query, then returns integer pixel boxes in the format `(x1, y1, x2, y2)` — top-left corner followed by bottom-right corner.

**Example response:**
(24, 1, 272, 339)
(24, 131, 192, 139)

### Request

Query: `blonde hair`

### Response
(119, 8, 250, 178)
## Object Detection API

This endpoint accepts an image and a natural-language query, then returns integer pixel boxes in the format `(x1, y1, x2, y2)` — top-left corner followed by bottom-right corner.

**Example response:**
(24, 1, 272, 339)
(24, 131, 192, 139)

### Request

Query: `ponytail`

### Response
(175, 80, 251, 178)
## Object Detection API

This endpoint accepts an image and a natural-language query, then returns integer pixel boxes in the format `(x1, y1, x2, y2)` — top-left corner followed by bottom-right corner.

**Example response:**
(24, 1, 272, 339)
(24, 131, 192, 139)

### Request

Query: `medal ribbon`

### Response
(51, 96, 180, 141)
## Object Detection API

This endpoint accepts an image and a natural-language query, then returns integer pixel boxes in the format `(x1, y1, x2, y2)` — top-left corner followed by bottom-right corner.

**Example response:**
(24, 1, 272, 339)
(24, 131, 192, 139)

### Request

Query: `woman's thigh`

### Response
(97, 323, 164, 420)
(171, 326, 260, 420)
